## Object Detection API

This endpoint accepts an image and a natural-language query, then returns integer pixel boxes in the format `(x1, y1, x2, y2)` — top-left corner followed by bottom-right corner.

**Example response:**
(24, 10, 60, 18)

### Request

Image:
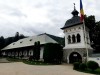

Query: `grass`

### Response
(6, 57, 24, 62)
(23, 60, 52, 65)
(6, 57, 56, 65)
(76, 69, 96, 74)
(74, 68, 100, 74)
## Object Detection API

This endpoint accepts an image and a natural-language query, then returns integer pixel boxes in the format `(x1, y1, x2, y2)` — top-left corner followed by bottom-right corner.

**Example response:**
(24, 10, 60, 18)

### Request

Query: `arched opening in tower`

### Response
(69, 52, 82, 63)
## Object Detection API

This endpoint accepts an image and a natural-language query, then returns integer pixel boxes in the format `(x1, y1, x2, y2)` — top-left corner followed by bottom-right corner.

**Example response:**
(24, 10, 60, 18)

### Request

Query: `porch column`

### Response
(18, 50, 19, 57)
(27, 50, 29, 57)
(14, 50, 16, 58)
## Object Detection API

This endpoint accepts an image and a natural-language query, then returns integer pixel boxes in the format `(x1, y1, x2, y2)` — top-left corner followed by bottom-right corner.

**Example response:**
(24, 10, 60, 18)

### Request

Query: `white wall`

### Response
(40, 47, 44, 60)
(88, 57, 100, 66)
(64, 24, 92, 49)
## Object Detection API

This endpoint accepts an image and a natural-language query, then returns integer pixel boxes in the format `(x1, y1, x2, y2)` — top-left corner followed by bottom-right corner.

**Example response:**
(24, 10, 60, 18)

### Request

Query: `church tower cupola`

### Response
(61, 3, 93, 64)
(71, 3, 79, 16)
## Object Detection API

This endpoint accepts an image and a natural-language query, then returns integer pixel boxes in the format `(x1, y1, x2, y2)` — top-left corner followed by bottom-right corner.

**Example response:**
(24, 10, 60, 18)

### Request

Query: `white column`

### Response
(40, 47, 44, 61)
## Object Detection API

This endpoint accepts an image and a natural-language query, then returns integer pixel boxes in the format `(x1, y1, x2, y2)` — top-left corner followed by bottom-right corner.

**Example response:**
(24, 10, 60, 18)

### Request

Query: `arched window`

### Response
(72, 35, 76, 43)
(77, 34, 81, 43)
(68, 35, 71, 44)
(19, 52, 22, 56)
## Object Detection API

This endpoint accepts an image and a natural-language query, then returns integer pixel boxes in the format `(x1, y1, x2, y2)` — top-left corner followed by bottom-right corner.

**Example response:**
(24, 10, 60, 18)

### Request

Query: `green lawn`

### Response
(7, 57, 55, 65)
(23, 60, 52, 65)
(7, 57, 23, 62)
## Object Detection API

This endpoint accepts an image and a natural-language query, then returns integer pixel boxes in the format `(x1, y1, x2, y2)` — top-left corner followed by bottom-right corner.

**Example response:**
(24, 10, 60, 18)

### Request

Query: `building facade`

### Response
(1, 33, 64, 61)
(61, 6, 93, 63)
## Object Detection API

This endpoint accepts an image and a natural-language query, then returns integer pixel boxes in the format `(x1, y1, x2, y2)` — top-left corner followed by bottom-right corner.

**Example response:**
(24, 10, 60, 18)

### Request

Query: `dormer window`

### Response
(30, 39, 32, 41)
(20, 41, 23, 43)
(74, 28, 76, 30)
(79, 27, 81, 29)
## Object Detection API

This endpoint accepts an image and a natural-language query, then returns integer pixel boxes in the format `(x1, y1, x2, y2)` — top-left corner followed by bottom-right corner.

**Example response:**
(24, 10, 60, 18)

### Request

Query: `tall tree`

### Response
(36, 41, 40, 60)
(33, 41, 40, 61)
(19, 34, 25, 39)
(33, 42, 37, 61)
(92, 21, 100, 53)
(85, 15, 100, 53)
(13, 32, 19, 42)
(0, 36, 5, 56)
(0, 36, 5, 49)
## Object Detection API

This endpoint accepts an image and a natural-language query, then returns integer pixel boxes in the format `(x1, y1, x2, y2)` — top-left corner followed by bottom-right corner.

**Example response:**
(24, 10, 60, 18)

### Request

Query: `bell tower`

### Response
(61, 4, 93, 63)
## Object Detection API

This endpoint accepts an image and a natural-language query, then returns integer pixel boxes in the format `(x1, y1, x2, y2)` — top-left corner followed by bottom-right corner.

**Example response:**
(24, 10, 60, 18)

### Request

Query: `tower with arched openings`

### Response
(61, 4, 93, 63)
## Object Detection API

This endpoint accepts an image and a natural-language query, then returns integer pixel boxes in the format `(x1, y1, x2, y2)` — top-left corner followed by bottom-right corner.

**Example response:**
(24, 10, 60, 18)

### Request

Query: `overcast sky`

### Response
(0, 0, 100, 38)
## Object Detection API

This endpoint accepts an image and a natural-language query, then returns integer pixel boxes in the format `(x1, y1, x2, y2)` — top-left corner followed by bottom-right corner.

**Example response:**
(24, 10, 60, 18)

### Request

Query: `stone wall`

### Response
(63, 48, 93, 63)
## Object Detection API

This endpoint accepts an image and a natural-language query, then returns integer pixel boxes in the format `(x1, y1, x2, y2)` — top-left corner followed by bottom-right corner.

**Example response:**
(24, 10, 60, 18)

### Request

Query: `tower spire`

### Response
(74, 3, 76, 10)
(71, 3, 79, 16)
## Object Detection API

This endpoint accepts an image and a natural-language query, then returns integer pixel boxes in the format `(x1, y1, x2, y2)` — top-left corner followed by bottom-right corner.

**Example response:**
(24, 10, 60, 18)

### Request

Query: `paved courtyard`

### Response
(0, 62, 94, 75)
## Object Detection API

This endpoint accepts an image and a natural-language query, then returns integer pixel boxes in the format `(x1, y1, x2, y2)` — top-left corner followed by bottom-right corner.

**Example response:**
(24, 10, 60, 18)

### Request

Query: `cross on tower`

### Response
(73, 3, 76, 10)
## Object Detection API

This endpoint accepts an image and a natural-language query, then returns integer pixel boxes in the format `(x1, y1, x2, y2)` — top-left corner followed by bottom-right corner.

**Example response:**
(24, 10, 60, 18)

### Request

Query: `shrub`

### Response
(79, 63, 87, 71)
(20, 55, 24, 59)
(87, 61, 99, 71)
(43, 43, 63, 63)
(73, 62, 80, 70)
(29, 56, 33, 61)
(95, 68, 100, 74)
(86, 68, 92, 73)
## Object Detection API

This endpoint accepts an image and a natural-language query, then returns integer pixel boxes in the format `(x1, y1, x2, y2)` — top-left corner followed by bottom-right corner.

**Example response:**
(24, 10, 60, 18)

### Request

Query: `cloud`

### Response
(9, 9, 27, 17)
(0, 0, 100, 38)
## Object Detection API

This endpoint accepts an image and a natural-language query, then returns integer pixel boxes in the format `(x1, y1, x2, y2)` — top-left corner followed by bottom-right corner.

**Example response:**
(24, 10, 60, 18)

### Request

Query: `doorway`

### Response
(69, 52, 82, 63)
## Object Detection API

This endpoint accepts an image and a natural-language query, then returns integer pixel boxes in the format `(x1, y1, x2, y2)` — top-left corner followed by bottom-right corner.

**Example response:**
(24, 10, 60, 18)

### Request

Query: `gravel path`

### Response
(0, 62, 94, 75)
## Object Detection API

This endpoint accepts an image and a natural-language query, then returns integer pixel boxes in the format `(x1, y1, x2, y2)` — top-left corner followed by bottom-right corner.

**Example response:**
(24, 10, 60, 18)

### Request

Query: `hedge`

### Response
(73, 62, 80, 70)
(87, 61, 99, 71)
(95, 68, 100, 74)
(79, 63, 87, 71)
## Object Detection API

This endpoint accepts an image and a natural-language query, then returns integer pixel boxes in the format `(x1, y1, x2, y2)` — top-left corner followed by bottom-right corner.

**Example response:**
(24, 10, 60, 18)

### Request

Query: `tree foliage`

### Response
(33, 41, 40, 61)
(13, 32, 20, 42)
(0, 32, 26, 49)
(87, 61, 99, 71)
(0, 36, 5, 49)
(85, 15, 100, 53)
(0, 36, 5, 55)
(43, 43, 63, 63)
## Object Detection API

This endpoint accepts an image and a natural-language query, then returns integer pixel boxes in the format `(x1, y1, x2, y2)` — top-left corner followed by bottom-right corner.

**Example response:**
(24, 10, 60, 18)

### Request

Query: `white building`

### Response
(61, 5, 93, 63)
(1, 33, 64, 60)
